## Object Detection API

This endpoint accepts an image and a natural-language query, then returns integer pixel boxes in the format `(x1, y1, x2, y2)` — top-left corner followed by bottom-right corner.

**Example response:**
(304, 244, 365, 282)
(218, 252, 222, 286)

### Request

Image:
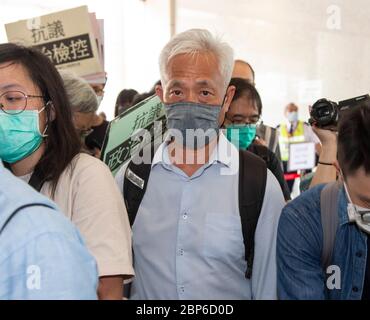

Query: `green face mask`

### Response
(226, 124, 257, 150)
(0, 109, 46, 163)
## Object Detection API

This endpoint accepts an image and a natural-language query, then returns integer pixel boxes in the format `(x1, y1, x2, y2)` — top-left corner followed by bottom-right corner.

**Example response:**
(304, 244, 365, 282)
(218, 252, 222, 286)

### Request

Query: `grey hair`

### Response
(59, 70, 98, 114)
(159, 29, 234, 90)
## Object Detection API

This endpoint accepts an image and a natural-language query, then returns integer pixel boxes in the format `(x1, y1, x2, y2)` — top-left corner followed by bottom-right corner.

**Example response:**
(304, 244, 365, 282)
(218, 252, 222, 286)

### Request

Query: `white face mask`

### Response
(287, 111, 298, 123)
(344, 181, 370, 234)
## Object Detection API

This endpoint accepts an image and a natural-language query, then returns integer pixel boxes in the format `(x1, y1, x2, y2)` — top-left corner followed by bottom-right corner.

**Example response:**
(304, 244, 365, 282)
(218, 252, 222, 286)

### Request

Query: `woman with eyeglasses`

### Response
(223, 77, 291, 201)
(0, 43, 134, 299)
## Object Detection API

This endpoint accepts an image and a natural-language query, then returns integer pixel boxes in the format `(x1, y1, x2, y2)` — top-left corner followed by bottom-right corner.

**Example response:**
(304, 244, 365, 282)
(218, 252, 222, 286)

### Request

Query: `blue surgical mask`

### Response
(0, 108, 46, 163)
(287, 111, 298, 123)
(226, 124, 257, 149)
(164, 102, 221, 149)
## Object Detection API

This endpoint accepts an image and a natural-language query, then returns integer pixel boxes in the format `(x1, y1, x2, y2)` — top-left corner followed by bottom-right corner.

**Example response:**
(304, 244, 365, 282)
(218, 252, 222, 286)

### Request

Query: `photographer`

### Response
(302, 96, 369, 191)
(309, 125, 338, 188)
(277, 97, 370, 299)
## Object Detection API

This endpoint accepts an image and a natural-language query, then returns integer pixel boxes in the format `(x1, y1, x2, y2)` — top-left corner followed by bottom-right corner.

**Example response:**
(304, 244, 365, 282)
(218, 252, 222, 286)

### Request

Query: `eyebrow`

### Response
(167, 80, 184, 88)
(0, 83, 25, 91)
(194, 80, 215, 87)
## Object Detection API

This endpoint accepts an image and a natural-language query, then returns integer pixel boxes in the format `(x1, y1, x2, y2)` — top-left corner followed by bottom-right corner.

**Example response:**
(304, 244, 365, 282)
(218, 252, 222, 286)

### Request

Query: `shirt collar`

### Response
(151, 131, 237, 169)
(338, 186, 350, 226)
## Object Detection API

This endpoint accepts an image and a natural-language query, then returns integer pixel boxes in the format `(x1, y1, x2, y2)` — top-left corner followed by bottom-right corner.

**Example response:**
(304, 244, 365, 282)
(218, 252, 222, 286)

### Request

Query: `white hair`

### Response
(159, 29, 234, 90)
(59, 70, 98, 114)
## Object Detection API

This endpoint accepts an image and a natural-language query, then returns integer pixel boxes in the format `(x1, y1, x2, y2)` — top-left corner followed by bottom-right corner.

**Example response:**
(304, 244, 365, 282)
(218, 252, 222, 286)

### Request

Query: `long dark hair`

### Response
(0, 43, 81, 196)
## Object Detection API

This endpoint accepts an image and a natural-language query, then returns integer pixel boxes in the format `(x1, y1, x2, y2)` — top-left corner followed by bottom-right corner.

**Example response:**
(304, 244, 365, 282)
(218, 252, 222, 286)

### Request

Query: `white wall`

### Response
(176, 0, 370, 126)
(0, 0, 369, 125)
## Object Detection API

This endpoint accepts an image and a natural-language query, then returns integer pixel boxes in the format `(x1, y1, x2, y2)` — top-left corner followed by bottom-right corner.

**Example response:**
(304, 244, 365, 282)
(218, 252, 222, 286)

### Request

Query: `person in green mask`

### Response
(223, 77, 291, 201)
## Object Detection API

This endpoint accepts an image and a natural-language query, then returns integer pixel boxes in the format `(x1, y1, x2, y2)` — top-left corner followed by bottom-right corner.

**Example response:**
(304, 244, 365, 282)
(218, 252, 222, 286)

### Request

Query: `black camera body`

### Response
(309, 94, 370, 130)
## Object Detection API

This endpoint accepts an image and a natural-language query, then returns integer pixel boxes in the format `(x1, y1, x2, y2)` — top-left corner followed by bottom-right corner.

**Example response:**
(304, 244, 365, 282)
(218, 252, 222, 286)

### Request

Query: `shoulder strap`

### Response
(123, 144, 157, 226)
(0, 203, 54, 235)
(28, 165, 48, 192)
(320, 181, 341, 271)
(248, 143, 270, 163)
(238, 149, 267, 279)
(28, 172, 45, 192)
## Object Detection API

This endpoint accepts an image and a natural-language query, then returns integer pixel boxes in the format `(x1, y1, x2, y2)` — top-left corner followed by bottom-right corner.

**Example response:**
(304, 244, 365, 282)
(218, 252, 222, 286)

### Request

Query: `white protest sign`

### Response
(288, 142, 316, 172)
(5, 6, 104, 80)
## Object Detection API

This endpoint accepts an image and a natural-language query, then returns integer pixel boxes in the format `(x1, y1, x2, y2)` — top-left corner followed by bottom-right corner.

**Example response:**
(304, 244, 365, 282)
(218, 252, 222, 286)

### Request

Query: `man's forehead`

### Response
(287, 104, 298, 111)
(167, 52, 220, 74)
(233, 62, 252, 76)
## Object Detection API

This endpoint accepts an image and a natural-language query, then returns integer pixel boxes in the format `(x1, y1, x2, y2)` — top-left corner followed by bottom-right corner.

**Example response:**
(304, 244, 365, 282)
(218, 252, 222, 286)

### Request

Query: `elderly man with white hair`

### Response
(118, 29, 285, 300)
(60, 71, 109, 158)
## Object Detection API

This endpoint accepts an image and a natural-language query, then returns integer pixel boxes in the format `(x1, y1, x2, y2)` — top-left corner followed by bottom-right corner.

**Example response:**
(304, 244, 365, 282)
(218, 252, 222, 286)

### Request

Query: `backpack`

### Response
(320, 181, 341, 271)
(123, 147, 267, 279)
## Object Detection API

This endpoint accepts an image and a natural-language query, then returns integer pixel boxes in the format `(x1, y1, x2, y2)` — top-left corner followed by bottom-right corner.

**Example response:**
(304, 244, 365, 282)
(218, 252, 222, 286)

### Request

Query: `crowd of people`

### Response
(0, 28, 369, 300)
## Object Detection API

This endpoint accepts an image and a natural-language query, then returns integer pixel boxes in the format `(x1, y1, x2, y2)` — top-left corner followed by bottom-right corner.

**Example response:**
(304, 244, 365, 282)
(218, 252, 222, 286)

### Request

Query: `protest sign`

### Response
(288, 142, 316, 172)
(101, 95, 166, 176)
(6, 6, 105, 81)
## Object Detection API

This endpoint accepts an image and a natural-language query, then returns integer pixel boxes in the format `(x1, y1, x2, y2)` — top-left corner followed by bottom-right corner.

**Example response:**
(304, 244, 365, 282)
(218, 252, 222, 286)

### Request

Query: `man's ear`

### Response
(223, 85, 236, 113)
(218, 85, 235, 126)
(155, 83, 164, 103)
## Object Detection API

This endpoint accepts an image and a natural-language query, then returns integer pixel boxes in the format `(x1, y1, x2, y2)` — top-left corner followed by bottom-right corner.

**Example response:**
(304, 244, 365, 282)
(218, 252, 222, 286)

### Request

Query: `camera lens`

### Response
(310, 98, 338, 128)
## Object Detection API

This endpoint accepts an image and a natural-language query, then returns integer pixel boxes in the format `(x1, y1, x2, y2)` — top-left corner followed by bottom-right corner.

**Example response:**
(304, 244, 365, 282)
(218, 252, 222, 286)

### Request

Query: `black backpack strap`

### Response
(28, 167, 47, 192)
(123, 144, 157, 226)
(238, 149, 267, 279)
(320, 181, 341, 271)
(248, 143, 270, 163)
(0, 203, 54, 235)
(124, 161, 153, 226)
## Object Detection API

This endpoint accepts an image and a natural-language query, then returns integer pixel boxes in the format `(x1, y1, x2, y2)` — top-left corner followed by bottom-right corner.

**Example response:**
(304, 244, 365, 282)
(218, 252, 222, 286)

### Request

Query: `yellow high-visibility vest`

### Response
(279, 121, 305, 162)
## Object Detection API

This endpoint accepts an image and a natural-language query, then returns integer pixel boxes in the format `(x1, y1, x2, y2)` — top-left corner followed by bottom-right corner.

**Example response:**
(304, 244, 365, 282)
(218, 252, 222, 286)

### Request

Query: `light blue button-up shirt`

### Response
(116, 133, 285, 300)
(0, 162, 98, 300)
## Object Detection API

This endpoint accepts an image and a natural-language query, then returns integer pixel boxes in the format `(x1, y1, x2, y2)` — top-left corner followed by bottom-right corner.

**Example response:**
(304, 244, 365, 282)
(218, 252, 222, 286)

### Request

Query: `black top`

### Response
(85, 120, 109, 150)
(247, 142, 291, 201)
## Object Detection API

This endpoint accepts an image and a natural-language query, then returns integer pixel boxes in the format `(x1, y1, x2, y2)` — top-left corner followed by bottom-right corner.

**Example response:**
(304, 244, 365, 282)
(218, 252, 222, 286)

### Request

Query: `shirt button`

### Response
(179, 286, 185, 293)
(179, 249, 184, 256)
(356, 251, 363, 258)
(183, 213, 188, 220)
(352, 286, 359, 292)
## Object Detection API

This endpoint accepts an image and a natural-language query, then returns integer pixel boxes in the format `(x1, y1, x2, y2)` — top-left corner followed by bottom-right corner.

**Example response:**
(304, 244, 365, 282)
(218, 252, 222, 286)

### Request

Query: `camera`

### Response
(309, 94, 370, 130)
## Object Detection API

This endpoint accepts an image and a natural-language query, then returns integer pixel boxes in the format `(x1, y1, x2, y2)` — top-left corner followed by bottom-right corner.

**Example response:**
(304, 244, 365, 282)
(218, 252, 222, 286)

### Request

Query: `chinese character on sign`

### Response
(31, 26, 48, 44)
(146, 104, 162, 123)
(132, 112, 148, 131)
(34, 34, 93, 66)
(70, 39, 90, 60)
(107, 146, 125, 170)
(41, 47, 53, 61)
(52, 42, 70, 64)
(47, 20, 65, 40)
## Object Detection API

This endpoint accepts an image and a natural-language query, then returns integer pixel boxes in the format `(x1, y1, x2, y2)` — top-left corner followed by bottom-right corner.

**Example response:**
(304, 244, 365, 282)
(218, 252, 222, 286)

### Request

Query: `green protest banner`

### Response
(101, 95, 166, 176)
